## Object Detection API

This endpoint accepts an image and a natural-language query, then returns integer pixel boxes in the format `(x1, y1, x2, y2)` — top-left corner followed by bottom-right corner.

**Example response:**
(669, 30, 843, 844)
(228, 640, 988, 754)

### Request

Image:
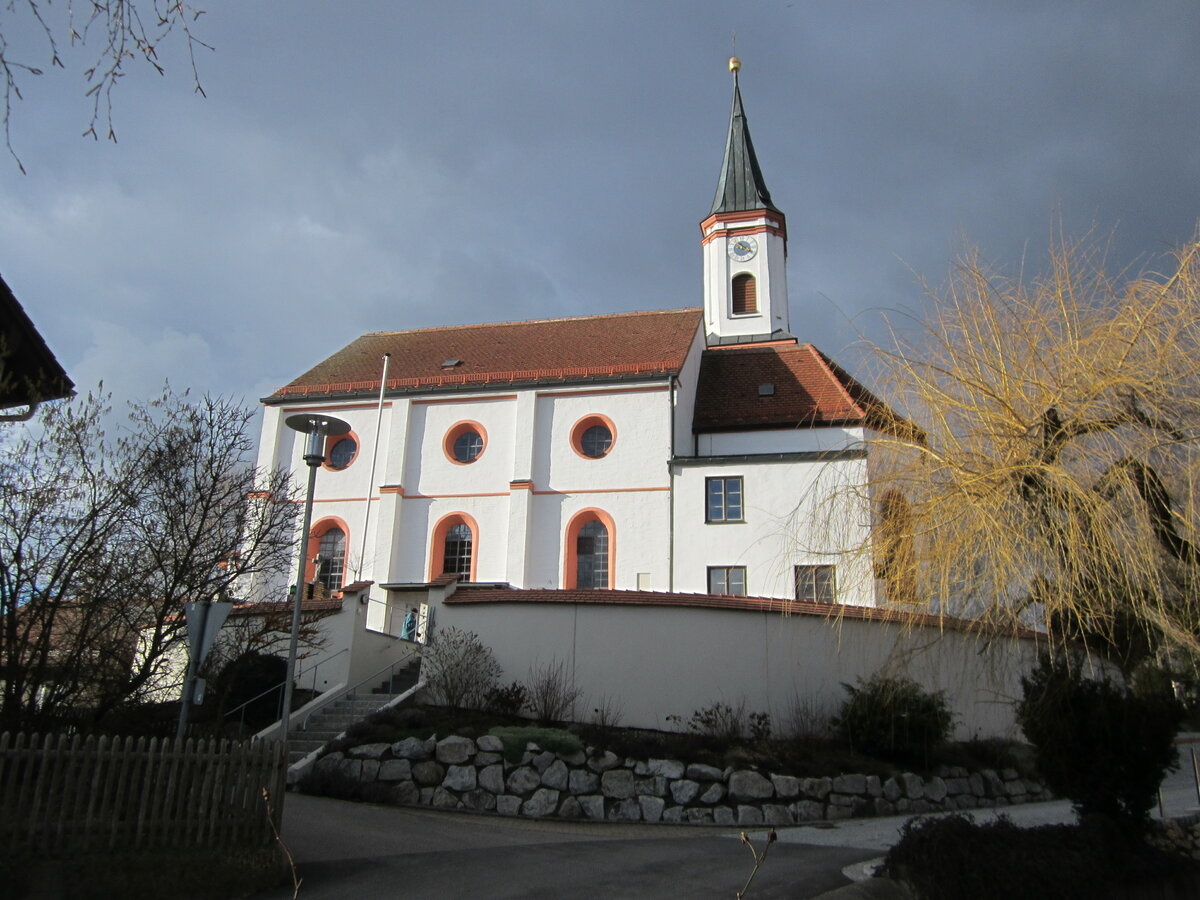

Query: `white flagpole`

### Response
(356, 352, 390, 579)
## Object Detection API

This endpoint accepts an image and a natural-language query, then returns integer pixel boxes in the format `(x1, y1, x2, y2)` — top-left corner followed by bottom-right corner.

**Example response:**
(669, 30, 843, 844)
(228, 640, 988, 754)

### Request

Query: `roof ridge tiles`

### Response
(363, 307, 703, 338)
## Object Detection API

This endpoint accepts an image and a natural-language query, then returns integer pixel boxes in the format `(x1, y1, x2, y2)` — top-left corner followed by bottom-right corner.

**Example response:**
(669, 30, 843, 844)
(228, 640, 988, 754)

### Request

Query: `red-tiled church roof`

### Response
(693, 342, 899, 433)
(266, 308, 703, 401)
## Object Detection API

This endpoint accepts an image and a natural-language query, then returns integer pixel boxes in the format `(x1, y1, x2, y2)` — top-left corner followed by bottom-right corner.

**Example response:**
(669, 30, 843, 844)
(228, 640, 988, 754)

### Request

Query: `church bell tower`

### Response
(702, 58, 791, 346)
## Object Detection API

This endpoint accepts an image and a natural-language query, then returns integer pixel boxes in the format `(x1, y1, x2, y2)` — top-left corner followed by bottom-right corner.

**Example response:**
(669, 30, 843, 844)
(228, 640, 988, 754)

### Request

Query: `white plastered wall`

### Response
(430, 595, 1040, 740)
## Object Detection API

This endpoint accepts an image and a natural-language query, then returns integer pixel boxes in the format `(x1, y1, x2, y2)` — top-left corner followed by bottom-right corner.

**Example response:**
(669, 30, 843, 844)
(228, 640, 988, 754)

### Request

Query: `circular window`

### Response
(453, 430, 483, 463)
(443, 421, 488, 465)
(570, 415, 616, 459)
(581, 424, 612, 458)
(326, 435, 358, 470)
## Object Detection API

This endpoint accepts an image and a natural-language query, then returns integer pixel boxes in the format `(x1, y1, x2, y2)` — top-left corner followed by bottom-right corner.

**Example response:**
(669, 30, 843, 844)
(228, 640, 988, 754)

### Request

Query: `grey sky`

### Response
(3, 1, 1198, 411)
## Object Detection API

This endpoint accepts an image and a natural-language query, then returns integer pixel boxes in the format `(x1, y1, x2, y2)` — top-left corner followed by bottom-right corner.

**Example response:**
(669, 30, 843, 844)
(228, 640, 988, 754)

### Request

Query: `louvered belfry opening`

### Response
(732, 273, 757, 314)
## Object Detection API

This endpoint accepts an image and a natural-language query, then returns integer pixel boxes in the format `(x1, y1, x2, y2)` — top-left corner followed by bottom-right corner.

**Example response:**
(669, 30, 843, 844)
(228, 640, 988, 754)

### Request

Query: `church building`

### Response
(254, 59, 903, 618)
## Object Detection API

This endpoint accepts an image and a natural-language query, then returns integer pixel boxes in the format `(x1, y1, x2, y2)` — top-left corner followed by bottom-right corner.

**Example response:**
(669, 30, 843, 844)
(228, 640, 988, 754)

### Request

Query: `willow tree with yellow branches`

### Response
(865, 229, 1200, 675)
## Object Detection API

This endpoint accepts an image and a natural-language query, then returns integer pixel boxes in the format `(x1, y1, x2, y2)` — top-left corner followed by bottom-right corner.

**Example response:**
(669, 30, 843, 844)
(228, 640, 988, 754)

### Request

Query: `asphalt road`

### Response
(261, 740, 1200, 899)
(262, 794, 878, 899)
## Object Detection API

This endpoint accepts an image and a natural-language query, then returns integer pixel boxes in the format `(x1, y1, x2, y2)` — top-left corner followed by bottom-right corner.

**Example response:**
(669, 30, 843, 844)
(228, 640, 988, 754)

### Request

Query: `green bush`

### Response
(486, 681, 528, 716)
(1016, 656, 1182, 832)
(884, 813, 1200, 900)
(489, 725, 584, 764)
(833, 674, 953, 763)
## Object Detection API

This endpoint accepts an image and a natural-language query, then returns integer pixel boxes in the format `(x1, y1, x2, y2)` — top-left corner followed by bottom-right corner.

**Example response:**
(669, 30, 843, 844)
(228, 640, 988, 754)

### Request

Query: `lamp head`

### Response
(284, 413, 352, 466)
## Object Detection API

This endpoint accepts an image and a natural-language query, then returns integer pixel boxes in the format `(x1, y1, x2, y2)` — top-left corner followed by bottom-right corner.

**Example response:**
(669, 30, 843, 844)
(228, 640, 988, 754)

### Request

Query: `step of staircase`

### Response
(286, 690, 408, 766)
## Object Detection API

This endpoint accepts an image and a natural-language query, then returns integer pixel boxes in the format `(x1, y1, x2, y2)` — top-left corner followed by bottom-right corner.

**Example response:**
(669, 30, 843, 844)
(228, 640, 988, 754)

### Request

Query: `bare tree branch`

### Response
(0, 1, 210, 169)
(857, 228, 1200, 672)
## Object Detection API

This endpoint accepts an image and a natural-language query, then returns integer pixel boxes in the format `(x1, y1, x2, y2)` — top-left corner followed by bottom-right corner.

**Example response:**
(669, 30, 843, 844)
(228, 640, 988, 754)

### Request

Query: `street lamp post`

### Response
(278, 413, 351, 741)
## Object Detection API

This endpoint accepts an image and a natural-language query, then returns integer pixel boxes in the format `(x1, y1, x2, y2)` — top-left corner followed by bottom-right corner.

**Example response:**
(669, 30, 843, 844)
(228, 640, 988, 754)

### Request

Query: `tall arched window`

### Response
(317, 527, 346, 591)
(306, 518, 350, 594)
(443, 524, 473, 576)
(732, 273, 757, 314)
(564, 509, 616, 589)
(576, 520, 608, 588)
(429, 513, 479, 582)
(877, 491, 918, 605)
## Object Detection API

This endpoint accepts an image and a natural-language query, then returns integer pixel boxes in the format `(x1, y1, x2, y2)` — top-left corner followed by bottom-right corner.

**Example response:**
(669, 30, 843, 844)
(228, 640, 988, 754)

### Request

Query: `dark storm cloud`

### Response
(0, 1, 1197, 406)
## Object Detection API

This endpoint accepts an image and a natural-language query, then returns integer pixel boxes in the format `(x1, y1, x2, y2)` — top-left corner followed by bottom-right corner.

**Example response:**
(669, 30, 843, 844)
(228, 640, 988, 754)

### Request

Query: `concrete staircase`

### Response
(285, 660, 422, 766)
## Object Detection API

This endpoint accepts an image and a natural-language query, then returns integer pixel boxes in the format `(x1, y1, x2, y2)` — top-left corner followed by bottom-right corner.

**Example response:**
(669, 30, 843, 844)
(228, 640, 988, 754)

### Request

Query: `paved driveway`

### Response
(263, 794, 878, 899)
(262, 745, 1200, 899)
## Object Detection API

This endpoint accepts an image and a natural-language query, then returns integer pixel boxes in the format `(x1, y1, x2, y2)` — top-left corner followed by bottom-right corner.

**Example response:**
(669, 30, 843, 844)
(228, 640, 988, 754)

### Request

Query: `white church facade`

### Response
(249, 62, 1036, 741)
(254, 61, 900, 616)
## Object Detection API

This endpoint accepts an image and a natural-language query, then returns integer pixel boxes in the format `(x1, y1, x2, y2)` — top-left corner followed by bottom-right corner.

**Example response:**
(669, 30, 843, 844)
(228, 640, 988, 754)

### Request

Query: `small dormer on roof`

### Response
(701, 59, 791, 347)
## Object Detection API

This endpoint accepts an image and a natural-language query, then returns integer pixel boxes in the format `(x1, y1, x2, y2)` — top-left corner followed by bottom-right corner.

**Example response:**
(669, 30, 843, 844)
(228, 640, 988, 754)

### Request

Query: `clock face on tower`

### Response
(728, 236, 758, 262)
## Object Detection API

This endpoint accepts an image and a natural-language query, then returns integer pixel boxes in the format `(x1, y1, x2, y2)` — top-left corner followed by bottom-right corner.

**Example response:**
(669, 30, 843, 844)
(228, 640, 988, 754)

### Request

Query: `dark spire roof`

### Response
(709, 68, 779, 215)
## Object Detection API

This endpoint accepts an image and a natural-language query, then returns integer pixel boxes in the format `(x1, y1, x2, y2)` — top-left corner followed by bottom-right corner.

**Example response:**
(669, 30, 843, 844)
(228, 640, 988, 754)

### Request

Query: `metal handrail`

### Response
(299, 647, 422, 732)
(223, 647, 350, 727)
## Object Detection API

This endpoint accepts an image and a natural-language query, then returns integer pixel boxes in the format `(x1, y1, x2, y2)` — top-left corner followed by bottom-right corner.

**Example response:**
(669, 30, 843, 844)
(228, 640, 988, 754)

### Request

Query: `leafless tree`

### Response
(0, 387, 296, 731)
(862, 227, 1200, 673)
(0, 1, 210, 170)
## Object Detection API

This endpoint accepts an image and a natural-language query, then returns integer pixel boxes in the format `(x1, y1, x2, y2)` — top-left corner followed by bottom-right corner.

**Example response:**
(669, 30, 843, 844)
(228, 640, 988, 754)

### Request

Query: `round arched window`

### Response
(443, 421, 488, 465)
(570, 415, 616, 460)
(327, 436, 357, 470)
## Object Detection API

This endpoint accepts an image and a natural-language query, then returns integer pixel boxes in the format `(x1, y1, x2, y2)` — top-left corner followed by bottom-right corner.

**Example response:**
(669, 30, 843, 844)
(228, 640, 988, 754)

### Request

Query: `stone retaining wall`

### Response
(308, 734, 1052, 826)
(1150, 814, 1200, 860)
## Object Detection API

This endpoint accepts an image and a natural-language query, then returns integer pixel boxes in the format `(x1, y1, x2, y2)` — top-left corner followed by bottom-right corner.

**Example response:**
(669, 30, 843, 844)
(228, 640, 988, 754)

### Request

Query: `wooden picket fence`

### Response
(0, 732, 287, 857)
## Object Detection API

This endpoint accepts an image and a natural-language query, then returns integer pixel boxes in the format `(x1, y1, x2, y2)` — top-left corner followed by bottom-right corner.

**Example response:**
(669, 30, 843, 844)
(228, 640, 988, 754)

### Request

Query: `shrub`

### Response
(782, 693, 835, 740)
(1016, 655, 1182, 832)
(670, 700, 771, 742)
(421, 627, 501, 709)
(489, 725, 584, 764)
(525, 659, 582, 723)
(834, 674, 953, 763)
(215, 652, 287, 730)
(884, 813, 1200, 900)
(748, 711, 772, 741)
(591, 694, 624, 729)
(486, 681, 528, 717)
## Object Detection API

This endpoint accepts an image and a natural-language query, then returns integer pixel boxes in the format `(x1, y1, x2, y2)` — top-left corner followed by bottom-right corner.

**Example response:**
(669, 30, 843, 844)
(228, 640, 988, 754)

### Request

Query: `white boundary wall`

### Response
(429, 593, 1042, 740)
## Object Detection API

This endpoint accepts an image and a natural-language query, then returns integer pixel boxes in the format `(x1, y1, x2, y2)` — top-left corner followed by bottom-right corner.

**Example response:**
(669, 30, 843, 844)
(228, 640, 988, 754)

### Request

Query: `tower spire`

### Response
(710, 57, 778, 215)
(700, 58, 791, 345)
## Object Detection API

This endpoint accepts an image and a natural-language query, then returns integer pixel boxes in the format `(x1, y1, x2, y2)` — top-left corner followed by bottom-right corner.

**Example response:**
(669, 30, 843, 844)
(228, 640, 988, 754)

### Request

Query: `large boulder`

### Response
(479, 764, 505, 795)
(728, 770, 773, 801)
(392, 737, 434, 760)
(635, 758, 685, 779)
(443, 764, 477, 792)
(348, 743, 389, 759)
(601, 769, 636, 800)
(521, 788, 560, 817)
(436, 736, 475, 765)
(569, 769, 600, 794)
(411, 760, 444, 786)
(639, 796, 666, 822)
(770, 774, 800, 799)
(377, 759, 412, 782)
(541, 759, 569, 790)
(507, 766, 542, 795)
(588, 750, 621, 772)
(670, 779, 701, 805)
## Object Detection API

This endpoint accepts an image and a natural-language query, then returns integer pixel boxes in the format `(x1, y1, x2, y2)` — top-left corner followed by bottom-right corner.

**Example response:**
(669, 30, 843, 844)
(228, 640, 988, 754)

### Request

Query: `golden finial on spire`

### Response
(729, 56, 741, 73)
